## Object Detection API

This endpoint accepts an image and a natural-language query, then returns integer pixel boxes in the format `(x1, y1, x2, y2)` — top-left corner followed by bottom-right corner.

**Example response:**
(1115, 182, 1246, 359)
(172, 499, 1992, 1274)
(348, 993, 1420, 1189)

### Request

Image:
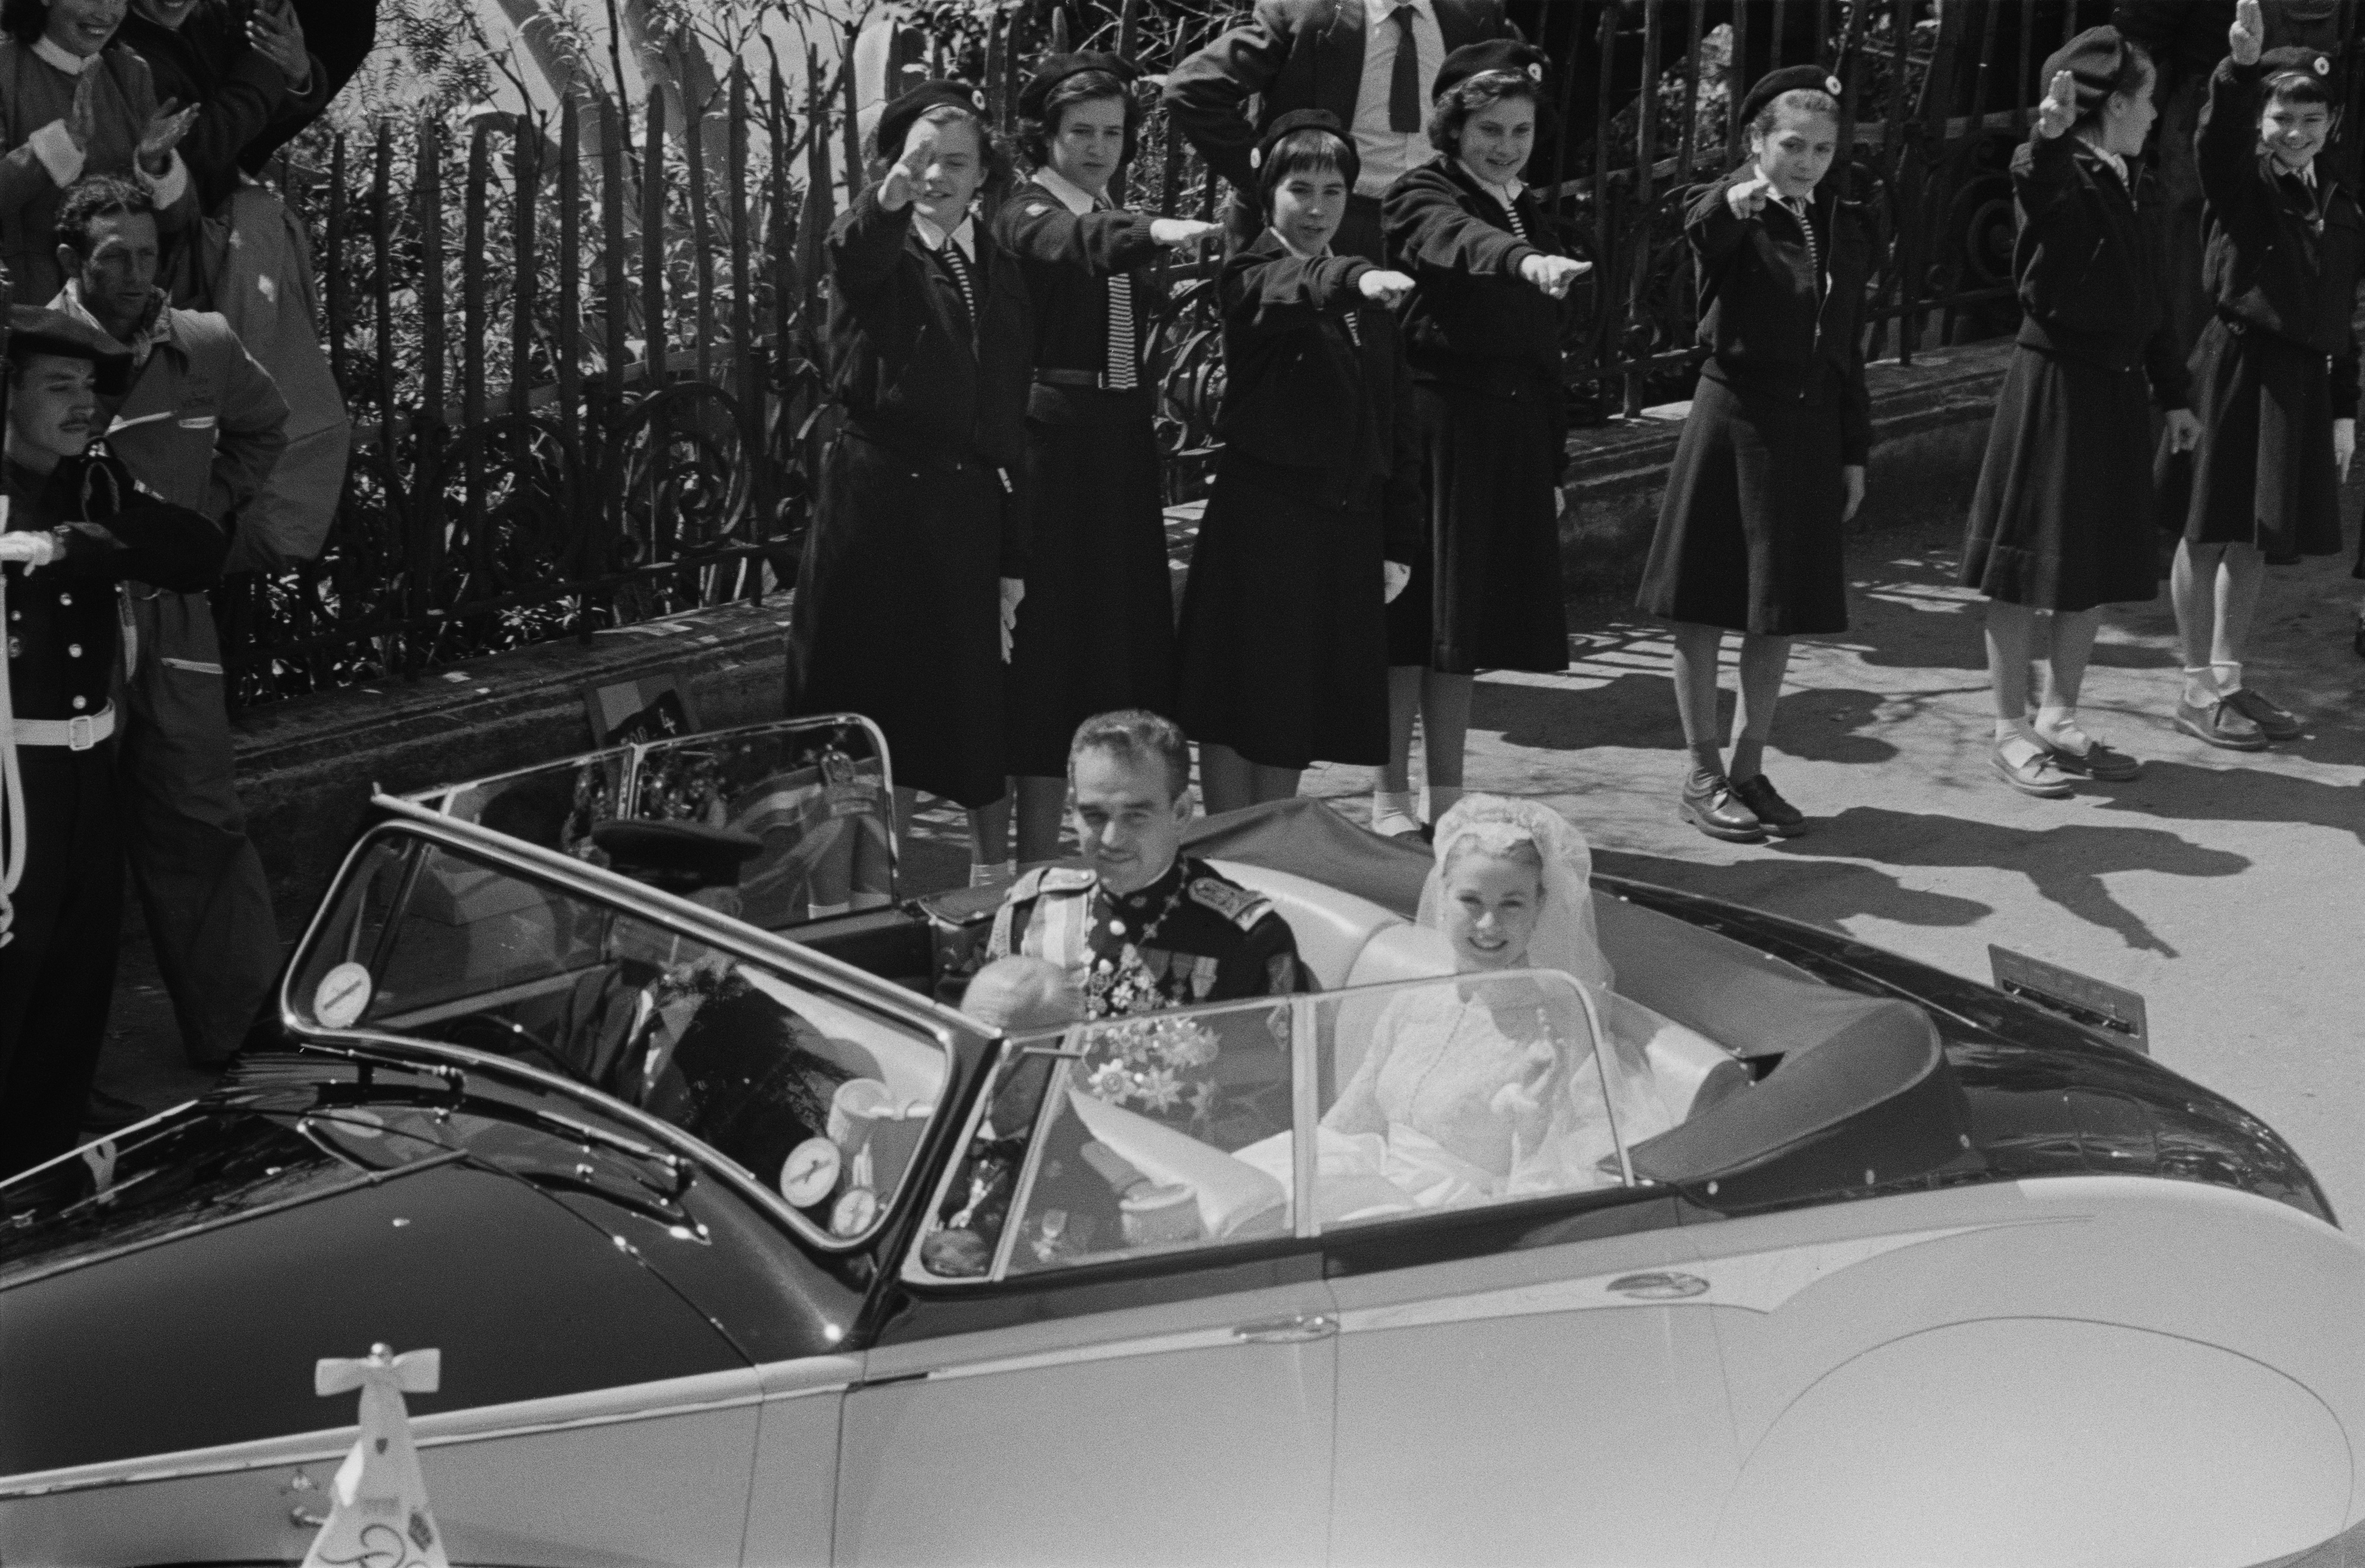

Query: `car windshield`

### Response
(911, 971, 1664, 1282)
(286, 824, 948, 1245)
(410, 714, 895, 929)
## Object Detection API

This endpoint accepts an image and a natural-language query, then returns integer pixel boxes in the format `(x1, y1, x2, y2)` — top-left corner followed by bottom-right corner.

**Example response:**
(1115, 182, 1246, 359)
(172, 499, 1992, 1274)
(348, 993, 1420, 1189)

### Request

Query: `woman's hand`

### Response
(63, 69, 98, 153)
(1150, 217, 1220, 249)
(1383, 560, 1411, 603)
(1493, 1033, 1568, 1132)
(998, 576, 1025, 662)
(1518, 253, 1591, 299)
(878, 120, 938, 212)
(2165, 407, 2203, 453)
(1356, 268, 1415, 306)
(2229, 0, 2265, 69)
(1841, 464, 1866, 522)
(2035, 68, 2079, 140)
(0, 532, 58, 571)
(2336, 418, 2355, 481)
(1725, 171, 1775, 220)
(248, 0, 312, 90)
(138, 99, 199, 176)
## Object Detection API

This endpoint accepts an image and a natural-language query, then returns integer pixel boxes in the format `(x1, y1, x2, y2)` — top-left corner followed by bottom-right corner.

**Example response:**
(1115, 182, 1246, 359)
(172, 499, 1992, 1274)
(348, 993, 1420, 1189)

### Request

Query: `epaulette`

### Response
(1013, 864, 1097, 901)
(1187, 874, 1272, 931)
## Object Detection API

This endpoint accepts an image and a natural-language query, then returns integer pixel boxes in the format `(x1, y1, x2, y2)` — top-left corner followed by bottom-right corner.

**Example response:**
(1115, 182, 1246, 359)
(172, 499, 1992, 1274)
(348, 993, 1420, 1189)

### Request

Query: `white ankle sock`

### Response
(1425, 784, 1463, 821)
(2182, 665, 2221, 705)
(1994, 717, 2039, 745)
(1371, 789, 1418, 835)
(2211, 660, 2243, 695)
(2033, 705, 2089, 754)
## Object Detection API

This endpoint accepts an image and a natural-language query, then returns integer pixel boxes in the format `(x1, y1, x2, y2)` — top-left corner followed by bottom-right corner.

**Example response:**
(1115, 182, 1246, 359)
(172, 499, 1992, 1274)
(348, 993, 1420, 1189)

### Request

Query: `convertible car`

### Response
(4, 714, 2362, 1568)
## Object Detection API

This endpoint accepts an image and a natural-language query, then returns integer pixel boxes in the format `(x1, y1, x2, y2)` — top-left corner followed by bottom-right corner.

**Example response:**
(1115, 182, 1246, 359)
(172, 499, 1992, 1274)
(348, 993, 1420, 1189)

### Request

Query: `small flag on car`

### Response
(300, 1343, 449, 1568)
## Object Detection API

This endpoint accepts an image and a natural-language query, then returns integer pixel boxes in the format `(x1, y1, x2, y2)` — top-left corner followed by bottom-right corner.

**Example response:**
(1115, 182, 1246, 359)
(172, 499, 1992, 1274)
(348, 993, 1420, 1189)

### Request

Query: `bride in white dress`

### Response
(1320, 797, 1676, 1207)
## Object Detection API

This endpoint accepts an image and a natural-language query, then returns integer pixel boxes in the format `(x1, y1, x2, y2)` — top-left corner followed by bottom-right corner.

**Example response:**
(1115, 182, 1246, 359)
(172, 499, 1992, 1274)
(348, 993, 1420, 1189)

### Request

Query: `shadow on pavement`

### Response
(2091, 759, 2365, 844)
(1593, 845, 1994, 932)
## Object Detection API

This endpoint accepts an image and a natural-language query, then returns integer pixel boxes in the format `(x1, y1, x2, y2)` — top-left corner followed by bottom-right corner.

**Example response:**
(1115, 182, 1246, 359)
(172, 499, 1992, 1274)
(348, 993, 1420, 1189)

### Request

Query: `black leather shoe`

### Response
(1679, 773, 1766, 842)
(1729, 773, 1806, 837)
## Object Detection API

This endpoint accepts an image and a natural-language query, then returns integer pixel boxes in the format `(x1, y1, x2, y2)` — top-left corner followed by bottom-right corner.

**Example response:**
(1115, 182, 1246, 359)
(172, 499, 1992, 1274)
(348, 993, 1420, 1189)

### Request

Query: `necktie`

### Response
(1343, 308, 1363, 349)
(1388, 5, 1421, 134)
(1785, 197, 1820, 288)
(1097, 200, 1139, 390)
(1495, 186, 1527, 240)
(939, 237, 978, 336)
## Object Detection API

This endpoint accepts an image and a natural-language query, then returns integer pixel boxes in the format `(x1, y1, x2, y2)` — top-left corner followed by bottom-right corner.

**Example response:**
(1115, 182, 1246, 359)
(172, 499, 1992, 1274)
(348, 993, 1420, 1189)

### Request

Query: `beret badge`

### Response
(2318, 56, 2332, 75)
(1527, 62, 1543, 81)
(1826, 74, 1843, 95)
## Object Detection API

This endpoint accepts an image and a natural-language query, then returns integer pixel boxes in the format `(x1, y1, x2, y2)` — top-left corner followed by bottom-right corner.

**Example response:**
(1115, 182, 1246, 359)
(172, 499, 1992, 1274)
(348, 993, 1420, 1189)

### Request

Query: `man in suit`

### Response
(1165, 0, 1516, 260)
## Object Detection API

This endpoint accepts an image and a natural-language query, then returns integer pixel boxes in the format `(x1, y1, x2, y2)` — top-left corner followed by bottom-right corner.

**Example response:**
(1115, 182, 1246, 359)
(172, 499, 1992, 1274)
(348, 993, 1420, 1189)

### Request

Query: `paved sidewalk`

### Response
(1304, 513, 2365, 1221)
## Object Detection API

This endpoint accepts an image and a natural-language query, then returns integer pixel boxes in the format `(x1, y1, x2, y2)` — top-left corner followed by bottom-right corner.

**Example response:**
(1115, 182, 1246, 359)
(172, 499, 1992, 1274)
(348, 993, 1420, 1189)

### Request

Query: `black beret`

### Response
(875, 78, 985, 161)
(1250, 107, 1360, 192)
(1018, 51, 1140, 122)
(2258, 44, 2338, 90)
(2042, 26, 2131, 115)
(593, 819, 763, 893)
(1736, 64, 1846, 131)
(1431, 39, 1551, 103)
(4, 306, 129, 396)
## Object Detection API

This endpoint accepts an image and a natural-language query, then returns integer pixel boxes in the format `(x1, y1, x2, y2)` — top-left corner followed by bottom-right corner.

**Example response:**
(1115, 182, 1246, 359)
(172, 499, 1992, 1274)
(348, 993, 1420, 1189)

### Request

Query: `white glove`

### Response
(0, 532, 58, 571)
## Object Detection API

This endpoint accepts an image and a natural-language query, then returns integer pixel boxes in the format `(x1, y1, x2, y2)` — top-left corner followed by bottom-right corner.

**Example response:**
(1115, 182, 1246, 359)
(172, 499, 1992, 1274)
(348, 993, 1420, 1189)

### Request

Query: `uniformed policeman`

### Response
(0, 306, 225, 1181)
(987, 709, 1304, 1021)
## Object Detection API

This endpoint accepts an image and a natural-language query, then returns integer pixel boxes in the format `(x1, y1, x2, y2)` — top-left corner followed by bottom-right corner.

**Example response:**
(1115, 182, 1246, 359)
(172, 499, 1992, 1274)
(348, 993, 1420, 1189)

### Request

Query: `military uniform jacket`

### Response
(994, 174, 1166, 393)
(2008, 130, 2191, 408)
(987, 854, 1304, 1018)
(3, 450, 223, 722)
(2195, 58, 2364, 417)
(1384, 159, 1572, 397)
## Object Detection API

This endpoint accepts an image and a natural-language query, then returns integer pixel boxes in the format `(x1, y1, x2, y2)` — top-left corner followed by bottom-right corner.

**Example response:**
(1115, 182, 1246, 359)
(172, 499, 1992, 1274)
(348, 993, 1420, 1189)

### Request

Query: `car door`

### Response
(833, 994, 1337, 1568)
(1310, 971, 1738, 1568)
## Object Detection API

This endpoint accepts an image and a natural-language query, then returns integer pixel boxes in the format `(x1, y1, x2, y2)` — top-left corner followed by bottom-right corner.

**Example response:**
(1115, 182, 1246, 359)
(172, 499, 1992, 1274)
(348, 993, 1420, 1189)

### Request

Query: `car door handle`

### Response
(1607, 1271, 1710, 1300)
(1233, 1312, 1338, 1343)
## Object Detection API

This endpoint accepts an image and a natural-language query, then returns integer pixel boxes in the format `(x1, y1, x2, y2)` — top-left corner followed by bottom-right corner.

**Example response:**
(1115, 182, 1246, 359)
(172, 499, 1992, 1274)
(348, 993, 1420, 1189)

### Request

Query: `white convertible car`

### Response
(3, 715, 2360, 1568)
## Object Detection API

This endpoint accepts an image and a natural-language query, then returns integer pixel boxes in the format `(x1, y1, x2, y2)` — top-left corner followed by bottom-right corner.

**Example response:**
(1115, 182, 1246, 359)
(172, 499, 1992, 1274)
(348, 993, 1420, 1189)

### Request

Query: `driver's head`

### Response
(963, 956, 1085, 1033)
(1067, 709, 1192, 897)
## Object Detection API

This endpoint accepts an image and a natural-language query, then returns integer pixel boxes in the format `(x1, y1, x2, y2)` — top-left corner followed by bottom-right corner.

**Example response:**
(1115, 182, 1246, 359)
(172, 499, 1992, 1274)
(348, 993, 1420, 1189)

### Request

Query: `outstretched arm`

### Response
(1162, 0, 1296, 194)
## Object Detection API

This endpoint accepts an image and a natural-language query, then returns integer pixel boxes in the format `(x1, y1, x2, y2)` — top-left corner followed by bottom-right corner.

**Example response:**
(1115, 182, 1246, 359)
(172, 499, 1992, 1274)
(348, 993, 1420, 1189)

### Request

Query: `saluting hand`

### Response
(138, 99, 200, 177)
(879, 120, 938, 212)
(1726, 172, 1775, 220)
(2336, 418, 2355, 482)
(1519, 253, 1591, 299)
(2230, 0, 2265, 69)
(248, 0, 312, 90)
(2035, 68, 2079, 140)
(2165, 407, 2203, 454)
(1357, 267, 1414, 306)
(1150, 217, 1221, 249)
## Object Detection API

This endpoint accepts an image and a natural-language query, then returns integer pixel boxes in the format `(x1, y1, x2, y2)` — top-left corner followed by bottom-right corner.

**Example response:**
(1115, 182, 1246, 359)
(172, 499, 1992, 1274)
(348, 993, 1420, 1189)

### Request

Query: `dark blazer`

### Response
(1686, 166, 1875, 464)
(1164, 0, 1512, 193)
(1383, 158, 1573, 391)
(992, 175, 1168, 411)
(2195, 58, 2364, 416)
(1214, 229, 1422, 561)
(2007, 131, 2191, 408)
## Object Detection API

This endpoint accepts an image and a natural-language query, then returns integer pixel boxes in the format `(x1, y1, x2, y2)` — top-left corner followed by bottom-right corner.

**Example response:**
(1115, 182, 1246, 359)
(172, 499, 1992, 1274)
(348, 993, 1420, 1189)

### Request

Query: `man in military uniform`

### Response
(0, 307, 225, 1181)
(987, 708, 1303, 1019)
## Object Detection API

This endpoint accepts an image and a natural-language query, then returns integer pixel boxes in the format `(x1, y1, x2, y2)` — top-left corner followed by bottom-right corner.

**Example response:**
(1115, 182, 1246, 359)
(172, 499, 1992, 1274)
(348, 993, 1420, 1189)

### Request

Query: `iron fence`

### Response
(223, 0, 2364, 708)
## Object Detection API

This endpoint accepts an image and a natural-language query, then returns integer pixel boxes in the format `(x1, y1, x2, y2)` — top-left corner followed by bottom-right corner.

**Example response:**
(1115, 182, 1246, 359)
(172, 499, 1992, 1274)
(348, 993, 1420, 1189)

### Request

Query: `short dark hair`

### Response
(1020, 70, 1140, 170)
(1426, 70, 1540, 156)
(2073, 43, 2153, 132)
(1, 0, 58, 45)
(1068, 709, 1190, 800)
(863, 102, 1012, 194)
(1258, 126, 1354, 220)
(55, 174, 155, 258)
(2264, 69, 2335, 111)
(1749, 87, 1841, 140)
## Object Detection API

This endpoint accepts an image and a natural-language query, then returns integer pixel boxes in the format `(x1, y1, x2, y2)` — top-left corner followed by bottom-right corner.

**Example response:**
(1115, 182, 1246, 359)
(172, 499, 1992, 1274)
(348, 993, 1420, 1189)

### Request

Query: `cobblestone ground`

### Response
(98, 510, 2365, 1224)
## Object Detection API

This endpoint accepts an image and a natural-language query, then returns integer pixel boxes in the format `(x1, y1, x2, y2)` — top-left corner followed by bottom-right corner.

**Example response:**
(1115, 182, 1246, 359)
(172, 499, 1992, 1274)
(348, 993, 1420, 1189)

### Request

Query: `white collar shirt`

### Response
(31, 36, 101, 76)
(1352, 0, 1442, 200)
(912, 209, 977, 263)
(1032, 165, 1106, 216)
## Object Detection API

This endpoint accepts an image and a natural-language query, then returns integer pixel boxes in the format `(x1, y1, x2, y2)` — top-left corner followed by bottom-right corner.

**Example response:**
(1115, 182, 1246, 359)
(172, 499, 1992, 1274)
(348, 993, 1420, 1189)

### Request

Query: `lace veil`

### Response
(1415, 795, 1615, 992)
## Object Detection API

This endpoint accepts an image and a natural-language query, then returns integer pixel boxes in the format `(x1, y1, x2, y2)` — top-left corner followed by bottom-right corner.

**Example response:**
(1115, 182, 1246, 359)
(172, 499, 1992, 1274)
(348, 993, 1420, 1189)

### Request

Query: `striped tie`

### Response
(1343, 308, 1362, 349)
(940, 238, 978, 334)
(1785, 197, 1820, 286)
(1105, 255, 1138, 390)
(1495, 186, 1527, 240)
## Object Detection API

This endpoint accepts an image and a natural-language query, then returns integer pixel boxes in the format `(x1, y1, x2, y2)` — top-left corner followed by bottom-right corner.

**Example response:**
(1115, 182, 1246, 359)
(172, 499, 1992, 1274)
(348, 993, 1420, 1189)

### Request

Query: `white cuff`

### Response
(137, 149, 189, 210)
(28, 120, 85, 188)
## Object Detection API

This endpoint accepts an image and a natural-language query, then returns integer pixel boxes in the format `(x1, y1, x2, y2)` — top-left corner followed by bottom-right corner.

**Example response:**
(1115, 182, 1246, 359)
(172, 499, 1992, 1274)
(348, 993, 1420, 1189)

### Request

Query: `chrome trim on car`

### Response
(891, 1324, 1252, 1386)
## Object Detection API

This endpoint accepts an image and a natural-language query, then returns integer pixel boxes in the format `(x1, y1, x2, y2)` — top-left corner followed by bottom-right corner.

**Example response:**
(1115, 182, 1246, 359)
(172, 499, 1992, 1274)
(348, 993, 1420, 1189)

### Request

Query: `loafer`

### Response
(1992, 742, 2073, 798)
(1729, 773, 1806, 837)
(2222, 687, 2302, 742)
(1678, 773, 1765, 842)
(2175, 695, 2268, 751)
(2043, 736, 2140, 781)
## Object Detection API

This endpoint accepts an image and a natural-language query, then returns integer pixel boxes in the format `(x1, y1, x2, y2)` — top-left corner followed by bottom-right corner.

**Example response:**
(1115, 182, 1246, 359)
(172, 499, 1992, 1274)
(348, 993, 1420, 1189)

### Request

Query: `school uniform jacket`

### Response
(1685, 166, 1874, 465)
(993, 174, 1166, 395)
(2007, 130, 2191, 409)
(2194, 57, 2364, 419)
(1213, 230, 1423, 563)
(825, 187, 1035, 572)
(1163, 0, 1511, 194)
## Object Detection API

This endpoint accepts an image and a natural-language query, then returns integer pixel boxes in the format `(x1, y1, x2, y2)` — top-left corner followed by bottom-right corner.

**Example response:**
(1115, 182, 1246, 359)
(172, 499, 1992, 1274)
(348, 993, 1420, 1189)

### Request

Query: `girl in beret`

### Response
(785, 83, 1034, 882)
(1960, 28, 2199, 796)
(1173, 111, 1423, 813)
(994, 53, 1219, 863)
(1372, 42, 1590, 840)
(2161, 0, 2359, 746)
(1635, 67, 1870, 841)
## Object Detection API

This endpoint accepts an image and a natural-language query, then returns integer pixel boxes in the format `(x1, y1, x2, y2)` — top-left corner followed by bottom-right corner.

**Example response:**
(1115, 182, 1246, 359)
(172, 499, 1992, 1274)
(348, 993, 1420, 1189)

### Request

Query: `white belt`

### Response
(9, 704, 114, 750)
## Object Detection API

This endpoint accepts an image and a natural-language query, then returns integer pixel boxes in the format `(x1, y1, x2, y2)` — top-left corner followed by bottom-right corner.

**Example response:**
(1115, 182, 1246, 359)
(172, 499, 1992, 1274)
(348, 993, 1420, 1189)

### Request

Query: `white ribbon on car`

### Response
(301, 1344, 452, 1568)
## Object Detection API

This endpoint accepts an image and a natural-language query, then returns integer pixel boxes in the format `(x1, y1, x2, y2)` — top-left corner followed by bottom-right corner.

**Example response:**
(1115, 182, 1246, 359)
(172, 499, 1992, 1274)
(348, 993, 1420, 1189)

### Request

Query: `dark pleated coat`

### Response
(992, 175, 1177, 776)
(1961, 131, 2190, 612)
(1381, 159, 1576, 674)
(786, 189, 1034, 807)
